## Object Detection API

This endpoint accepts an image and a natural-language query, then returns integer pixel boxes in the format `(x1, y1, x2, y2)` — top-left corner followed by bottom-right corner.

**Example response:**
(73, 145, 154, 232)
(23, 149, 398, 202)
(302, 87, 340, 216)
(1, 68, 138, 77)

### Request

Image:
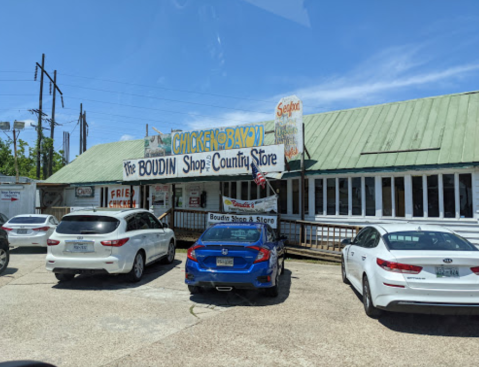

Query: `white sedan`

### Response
(1, 214, 59, 247)
(46, 208, 176, 282)
(341, 224, 479, 317)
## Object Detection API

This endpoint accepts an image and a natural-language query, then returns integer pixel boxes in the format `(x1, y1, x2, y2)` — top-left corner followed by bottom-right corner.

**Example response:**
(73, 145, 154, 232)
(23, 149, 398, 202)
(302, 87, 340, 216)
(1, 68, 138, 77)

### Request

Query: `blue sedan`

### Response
(185, 222, 286, 297)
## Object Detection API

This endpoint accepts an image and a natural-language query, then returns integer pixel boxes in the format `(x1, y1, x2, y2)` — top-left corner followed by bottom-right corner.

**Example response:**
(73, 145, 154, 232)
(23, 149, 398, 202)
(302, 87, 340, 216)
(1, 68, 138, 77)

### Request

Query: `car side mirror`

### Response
(341, 238, 351, 245)
(162, 222, 168, 229)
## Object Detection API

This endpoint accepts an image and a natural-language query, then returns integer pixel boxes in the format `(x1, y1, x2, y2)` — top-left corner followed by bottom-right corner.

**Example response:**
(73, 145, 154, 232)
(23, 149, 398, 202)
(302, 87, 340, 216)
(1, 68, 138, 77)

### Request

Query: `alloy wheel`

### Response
(0, 249, 6, 268)
(167, 242, 175, 262)
(134, 254, 144, 278)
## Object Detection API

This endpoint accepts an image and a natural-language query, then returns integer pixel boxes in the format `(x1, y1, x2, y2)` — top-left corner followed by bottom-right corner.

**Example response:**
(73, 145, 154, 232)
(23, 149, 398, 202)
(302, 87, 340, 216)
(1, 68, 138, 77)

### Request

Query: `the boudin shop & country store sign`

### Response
(123, 145, 285, 181)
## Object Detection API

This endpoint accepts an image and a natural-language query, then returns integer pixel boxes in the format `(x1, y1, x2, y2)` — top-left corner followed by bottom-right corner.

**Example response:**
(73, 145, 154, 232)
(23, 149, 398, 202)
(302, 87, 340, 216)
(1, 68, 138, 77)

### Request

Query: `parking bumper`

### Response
(45, 254, 131, 274)
(185, 259, 274, 289)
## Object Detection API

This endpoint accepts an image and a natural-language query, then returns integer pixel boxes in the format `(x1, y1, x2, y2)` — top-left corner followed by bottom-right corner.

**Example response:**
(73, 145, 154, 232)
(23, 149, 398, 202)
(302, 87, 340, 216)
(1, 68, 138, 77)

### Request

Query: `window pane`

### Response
(293, 180, 300, 214)
(365, 177, 375, 216)
(412, 176, 423, 217)
(315, 179, 324, 215)
(250, 182, 258, 200)
(230, 182, 237, 199)
(304, 179, 309, 215)
(427, 175, 439, 217)
(382, 178, 392, 216)
(339, 178, 348, 215)
(352, 177, 361, 215)
(443, 174, 455, 218)
(223, 182, 229, 198)
(459, 174, 473, 218)
(241, 182, 248, 200)
(394, 177, 405, 217)
(327, 178, 336, 215)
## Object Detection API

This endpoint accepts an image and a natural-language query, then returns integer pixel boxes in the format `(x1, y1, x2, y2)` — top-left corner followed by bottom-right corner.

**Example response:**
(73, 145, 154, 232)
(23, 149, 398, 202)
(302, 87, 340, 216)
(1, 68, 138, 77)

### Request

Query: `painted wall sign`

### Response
(1, 190, 20, 202)
(107, 185, 139, 208)
(171, 124, 265, 155)
(123, 144, 285, 181)
(207, 212, 278, 229)
(144, 134, 172, 157)
(75, 186, 95, 198)
(274, 95, 303, 161)
(222, 195, 278, 214)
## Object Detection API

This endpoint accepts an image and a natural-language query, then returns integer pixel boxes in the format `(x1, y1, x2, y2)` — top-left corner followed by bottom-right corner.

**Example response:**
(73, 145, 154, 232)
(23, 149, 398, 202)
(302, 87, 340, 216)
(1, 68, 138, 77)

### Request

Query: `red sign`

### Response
(189, 197, 200, 207)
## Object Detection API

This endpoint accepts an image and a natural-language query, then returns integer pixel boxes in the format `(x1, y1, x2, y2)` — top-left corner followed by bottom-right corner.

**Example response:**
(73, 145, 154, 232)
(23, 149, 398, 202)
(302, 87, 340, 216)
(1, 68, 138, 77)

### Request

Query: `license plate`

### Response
(69, 243, 94, 253)
(17, 229, 27, 234)
(436, 266, 459, 278)
(216, 257, 234, 267)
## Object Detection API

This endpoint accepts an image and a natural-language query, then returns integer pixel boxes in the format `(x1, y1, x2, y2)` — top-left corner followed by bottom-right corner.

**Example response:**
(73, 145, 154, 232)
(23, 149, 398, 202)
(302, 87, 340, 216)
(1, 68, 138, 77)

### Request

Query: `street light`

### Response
(0, 120, 26, 182)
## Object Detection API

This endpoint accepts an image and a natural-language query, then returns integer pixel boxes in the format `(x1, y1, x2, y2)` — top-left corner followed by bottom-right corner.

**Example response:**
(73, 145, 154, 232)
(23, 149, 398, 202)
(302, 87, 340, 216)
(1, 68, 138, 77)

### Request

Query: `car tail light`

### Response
(33, 226, 50, 232)
(247, 246, 271, 263)
(471, 266, 479, 275)
(187, 244, 205, 262)
(377, 258, 422, 274)
(47, 239, 60, 246)
(101, 238, 129, 247)
(1, 227, 12, 231)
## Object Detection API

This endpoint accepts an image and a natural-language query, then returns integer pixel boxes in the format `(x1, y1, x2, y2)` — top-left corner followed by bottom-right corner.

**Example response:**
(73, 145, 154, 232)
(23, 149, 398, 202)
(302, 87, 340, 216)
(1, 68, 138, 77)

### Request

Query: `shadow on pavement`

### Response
(9, 247, 47, 255)
(189, 268, 292, 307)
(52, 259, 182, 291)
(1, 267, 18, 276)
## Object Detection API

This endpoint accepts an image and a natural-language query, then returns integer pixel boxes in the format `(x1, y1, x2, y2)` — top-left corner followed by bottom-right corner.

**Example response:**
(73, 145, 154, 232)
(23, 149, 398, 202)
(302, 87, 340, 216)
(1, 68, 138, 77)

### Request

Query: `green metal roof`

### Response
(46, 90, 479, 185)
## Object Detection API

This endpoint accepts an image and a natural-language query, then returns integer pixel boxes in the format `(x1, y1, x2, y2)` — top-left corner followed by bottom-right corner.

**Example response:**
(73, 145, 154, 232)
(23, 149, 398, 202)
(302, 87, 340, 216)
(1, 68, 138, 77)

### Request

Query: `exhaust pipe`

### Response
(216, 286, 233, 292)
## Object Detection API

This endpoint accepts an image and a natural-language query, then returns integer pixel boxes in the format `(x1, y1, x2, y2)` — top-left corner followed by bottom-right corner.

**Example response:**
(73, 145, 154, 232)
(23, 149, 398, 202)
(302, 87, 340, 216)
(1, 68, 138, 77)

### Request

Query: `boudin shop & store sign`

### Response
(123, 144, 285, 181)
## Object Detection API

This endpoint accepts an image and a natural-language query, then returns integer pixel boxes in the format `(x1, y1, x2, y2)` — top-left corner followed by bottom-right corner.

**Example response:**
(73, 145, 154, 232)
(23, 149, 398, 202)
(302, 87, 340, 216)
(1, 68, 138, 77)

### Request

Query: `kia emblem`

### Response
(443, 258, 453, 264)
(222, 248, 228, 256)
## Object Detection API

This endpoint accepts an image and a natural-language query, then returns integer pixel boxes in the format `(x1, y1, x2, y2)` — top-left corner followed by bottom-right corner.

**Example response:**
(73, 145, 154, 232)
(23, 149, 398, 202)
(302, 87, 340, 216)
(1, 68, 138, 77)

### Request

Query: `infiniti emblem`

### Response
(443, 258, 453, 264)
(222, 248, 228, 256)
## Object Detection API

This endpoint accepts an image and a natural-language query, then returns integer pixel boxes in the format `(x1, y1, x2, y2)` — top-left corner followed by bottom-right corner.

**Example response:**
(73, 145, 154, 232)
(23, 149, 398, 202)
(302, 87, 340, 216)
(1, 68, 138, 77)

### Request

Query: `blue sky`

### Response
(1, 0, 479, 159)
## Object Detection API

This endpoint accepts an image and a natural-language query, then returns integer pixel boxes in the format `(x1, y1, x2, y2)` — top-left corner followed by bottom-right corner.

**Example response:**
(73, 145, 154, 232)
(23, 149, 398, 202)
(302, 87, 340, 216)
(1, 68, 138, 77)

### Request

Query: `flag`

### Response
(251, 162, 266, 189)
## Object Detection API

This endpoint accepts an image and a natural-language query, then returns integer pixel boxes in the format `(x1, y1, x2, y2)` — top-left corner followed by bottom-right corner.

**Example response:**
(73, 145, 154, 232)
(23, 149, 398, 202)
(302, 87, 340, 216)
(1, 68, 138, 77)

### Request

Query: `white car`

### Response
(341, 224, 479, 317)
(2, 214, 59, 247)
(46, 208, 176, 282)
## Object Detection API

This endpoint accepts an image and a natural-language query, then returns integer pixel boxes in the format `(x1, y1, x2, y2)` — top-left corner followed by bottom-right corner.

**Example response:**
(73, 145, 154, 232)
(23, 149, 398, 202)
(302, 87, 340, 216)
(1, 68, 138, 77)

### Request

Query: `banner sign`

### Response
(123, 144, 285, 181)
(171, 124, 265, 155)
(145, 134, 172, 158)
(274, 95, 303, 161)
(75, 186, 94, 198)
(223, 195, 277, 214)
(207, 212, 278, 229)
(107, 186, 139, 208)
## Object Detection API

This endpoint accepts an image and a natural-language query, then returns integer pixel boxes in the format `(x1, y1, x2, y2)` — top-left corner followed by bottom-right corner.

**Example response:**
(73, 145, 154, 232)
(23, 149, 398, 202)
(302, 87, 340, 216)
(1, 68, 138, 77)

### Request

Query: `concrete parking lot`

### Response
(1, 248, 479, 367)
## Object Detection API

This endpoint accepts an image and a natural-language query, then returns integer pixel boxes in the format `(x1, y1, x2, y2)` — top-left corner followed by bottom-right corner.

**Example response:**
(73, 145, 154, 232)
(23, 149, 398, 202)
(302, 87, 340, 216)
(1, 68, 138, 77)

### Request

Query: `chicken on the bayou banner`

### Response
(274, 95, 303, 161)
(123, 144, 285, 181)
(222, 195, 278, 214)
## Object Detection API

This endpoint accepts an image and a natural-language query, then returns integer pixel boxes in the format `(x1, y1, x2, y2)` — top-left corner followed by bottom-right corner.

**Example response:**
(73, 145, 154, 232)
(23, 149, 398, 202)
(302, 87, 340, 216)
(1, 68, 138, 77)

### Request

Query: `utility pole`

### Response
(82, 111, 87, 153)
(79, 103, 83, 155)
(36, 54, 45, 179)
(49, 70, 57, 177)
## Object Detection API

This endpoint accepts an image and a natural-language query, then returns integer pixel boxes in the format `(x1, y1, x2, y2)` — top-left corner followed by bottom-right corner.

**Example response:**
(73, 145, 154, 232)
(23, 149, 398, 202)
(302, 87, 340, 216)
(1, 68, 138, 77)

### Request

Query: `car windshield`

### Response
(201, 227, 261, 242)
(9, 217, 46, 224)
(56, 215, 120, 234)
(385, 231, 478, 251)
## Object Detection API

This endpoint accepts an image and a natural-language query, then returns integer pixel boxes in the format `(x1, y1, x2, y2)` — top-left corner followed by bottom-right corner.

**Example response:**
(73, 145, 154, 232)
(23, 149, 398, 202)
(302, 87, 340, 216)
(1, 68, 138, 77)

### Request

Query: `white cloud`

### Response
(119, 134, 135, 141)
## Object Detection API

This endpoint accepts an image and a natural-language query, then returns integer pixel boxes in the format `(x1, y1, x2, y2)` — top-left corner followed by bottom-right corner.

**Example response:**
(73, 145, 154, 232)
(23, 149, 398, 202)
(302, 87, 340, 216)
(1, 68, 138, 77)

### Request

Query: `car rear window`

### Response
(385, 231, 478, 251)
(9, 217, 46, 224)
(202, 227, 261, 242)
(56, 215, 120, 234)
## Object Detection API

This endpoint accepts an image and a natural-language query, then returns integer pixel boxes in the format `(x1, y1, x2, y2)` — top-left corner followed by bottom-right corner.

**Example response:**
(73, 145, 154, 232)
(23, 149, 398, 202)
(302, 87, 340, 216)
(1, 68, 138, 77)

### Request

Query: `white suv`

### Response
(46, 208, 176, 282)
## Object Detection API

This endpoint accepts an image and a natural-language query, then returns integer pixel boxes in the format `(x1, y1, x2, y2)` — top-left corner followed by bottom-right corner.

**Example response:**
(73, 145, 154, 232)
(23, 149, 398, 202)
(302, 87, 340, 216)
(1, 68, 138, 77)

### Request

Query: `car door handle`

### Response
(361, 256, 366, 261)
(351, 252, 354, 256)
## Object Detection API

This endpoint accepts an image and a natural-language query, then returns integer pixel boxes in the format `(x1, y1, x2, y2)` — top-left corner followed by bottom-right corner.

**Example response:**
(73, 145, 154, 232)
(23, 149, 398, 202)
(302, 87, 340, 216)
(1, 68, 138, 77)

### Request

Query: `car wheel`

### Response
(162, 240, 176, 264)
(0, 245, 9, 274)
(341, 257, 350, 285)
(362, 275, 382, 318)
(55, 273, 75, 282)
(264, 264, 280, 298)
(127, 252, 145, 282)
(188, 285, 203, 294)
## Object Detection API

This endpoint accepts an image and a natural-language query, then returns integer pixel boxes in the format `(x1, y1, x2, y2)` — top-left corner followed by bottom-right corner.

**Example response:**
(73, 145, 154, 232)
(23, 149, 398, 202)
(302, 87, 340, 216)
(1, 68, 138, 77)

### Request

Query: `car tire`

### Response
(341, 257, 350, 285)
(162, 240, 176, 264)
(55, 273, 75, 282)
(362, 275, 382, 318)
(188, 285, 202, 294)
(280, 255, 285, 275)
(264, 264, 280, 298)
(0, 243, 9, 275)
(127, 252, 145, 283)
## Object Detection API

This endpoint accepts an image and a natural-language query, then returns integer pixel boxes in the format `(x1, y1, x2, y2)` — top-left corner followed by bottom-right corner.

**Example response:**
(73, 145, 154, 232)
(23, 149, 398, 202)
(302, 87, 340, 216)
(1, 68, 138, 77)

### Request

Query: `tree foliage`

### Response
(0, 137, 65, 180)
